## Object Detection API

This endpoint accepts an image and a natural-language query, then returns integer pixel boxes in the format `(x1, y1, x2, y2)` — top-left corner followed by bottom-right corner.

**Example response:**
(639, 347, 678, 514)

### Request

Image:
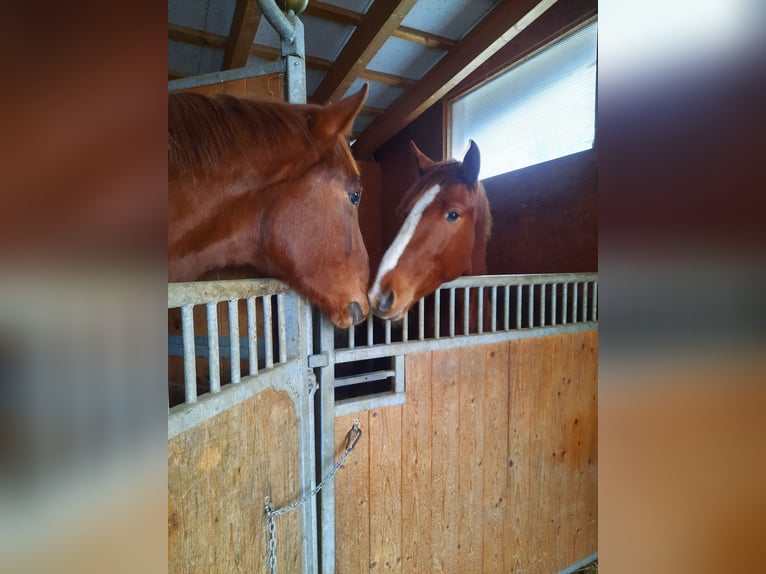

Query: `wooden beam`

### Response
(223, 0, 262, 70)
(169, 22, 227, 50)
(311, 0, 419, 105)
(352, 0, 559, 159)
(169, 23, 414, 88)
(304, 0, 456, 51)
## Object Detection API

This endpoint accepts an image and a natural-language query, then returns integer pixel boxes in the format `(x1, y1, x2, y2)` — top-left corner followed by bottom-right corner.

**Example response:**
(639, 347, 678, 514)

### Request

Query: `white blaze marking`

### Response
(369, 184, 442, 301)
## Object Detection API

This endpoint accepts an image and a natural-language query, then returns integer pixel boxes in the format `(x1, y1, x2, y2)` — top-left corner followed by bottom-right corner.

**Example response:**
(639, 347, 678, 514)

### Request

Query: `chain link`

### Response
(265, 420, 361, 574)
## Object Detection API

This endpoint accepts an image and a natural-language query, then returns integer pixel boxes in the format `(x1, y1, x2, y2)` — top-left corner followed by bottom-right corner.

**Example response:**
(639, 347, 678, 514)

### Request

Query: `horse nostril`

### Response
(348, 301, 364, 325)
(377, 289, 394, 313)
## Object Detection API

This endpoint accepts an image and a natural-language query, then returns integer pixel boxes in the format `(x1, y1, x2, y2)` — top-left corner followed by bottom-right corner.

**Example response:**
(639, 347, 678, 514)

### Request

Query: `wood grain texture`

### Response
(333, 331, 597, 573)
(168, 387, 303, 574)
(335, 411, 371, 574)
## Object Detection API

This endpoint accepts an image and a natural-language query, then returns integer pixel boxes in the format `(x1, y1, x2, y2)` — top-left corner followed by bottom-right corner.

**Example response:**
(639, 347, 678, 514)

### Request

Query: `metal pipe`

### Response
(434, 289, 441, 338)
(528, 284, 534, 328)
(366, 312, 373, 346)
(592, 280, 598, 321)
(504, 285, 510, 330)
(516, 286, 522, 330)
(552, 283, 557, 326)
(449, 287, 456, 337)
(478, 286, 484, 334)
(247, 297, 258, 375)
(573, 283, 579, 323)
(181, 305, 197, 404)
(582, 282, 588, 325)
(540, 284, 546, 327)
(257, 0, 296, 42)
(206, 302, 221, 393)
(278, 293, 287, 363)
(463, 287, 470, 335)
(264, 296, 274, 368)
(228, 299, 241, 383)
(491, 286, 497, 332)
(418, 299, 425, 340)
(562, 283, 568, 325)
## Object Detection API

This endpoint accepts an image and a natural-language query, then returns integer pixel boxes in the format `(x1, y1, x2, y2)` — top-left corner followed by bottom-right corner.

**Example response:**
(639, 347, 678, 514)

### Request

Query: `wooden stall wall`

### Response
(334, 331, 597, 573)
(168, 388, 304, 574)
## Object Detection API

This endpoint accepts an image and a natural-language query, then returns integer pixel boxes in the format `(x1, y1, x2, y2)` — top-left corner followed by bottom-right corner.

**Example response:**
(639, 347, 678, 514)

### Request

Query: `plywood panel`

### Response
(168, 387, 303, 574)
(369, 405, 403, 572)
(400, 352, 433, 571)
(335, 411, 370, 574)
(430, 347, 461, 573)
(334, 331, 597, 573)
(481, 342, 511, 573)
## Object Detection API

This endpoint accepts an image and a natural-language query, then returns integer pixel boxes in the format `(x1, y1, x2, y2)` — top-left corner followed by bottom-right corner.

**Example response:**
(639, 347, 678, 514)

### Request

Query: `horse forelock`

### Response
(398, 162, 492, 241)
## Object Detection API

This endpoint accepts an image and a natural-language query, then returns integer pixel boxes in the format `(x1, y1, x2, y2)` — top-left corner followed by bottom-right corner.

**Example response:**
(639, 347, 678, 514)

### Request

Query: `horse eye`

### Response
(446, 210, 460, 222)
(348, 191, 361, 206)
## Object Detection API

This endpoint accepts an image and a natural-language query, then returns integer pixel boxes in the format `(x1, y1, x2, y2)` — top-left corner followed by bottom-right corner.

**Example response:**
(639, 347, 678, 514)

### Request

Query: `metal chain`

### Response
(265, 419, 362, 574)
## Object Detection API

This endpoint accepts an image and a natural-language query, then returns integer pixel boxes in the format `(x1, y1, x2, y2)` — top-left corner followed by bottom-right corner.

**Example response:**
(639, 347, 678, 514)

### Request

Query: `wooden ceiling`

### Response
(168, 0, 596, 158)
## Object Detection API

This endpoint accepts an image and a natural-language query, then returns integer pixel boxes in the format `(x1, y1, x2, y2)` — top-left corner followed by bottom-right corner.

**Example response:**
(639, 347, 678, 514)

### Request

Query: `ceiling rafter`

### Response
(353, 0, 559, 159)
(222, 0, 262, 70)
(168, 23, 414, 89)
(310, 0, 419, 105)
(304, 0, 456, 51)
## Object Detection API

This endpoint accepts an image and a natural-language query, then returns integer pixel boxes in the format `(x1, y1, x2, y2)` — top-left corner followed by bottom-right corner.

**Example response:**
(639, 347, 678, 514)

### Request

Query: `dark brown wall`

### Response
(364, 0, 598, 276)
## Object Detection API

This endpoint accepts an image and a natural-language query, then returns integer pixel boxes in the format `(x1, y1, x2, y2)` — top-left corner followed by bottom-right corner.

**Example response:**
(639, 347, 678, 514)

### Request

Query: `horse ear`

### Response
(312, 84, 368, 138)
(410, 141, 435, 174)
(462, 140, 481, 187)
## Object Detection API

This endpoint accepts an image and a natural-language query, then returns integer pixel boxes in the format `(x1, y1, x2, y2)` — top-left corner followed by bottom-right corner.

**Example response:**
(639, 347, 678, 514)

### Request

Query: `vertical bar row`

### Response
(181, 304, 197, 404)
(247, 297, 258, 375)
(277, 293, 287, 364)
(228, 299, 241, 383)
(263, 296, 274, 369)
(206, 302, 221, 393)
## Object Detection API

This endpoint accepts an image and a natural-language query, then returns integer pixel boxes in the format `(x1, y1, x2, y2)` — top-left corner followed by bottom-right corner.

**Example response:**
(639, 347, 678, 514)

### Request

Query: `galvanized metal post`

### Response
(317, 312, 337, 574)
(257, 0, 306, 104)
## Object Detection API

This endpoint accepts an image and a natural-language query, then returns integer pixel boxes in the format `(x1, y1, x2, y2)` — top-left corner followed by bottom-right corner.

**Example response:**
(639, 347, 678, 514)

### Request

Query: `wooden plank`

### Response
(505, 332, 598, 572)
(305, 0, 456, 51)
(400, 351, 433, 571)
(169, 22, 227, 50)
(311, 0, 419, 105)
(456, 345, 486, 574)
(352, 0, 558, 158)
(223, 0, 262, 70)
(368, 404, 403, 572)
(430, 347, 461, 572)
(335, 411, 370, 574)
(168, 387, 302, 573)
(481, 342, 511, 573)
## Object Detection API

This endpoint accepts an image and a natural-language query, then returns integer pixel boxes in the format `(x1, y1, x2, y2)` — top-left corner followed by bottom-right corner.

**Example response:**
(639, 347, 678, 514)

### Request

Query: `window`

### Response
(449, 20, 597, 179)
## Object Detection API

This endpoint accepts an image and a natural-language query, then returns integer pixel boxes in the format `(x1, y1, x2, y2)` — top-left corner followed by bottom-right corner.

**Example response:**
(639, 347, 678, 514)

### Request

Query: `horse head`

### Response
(369, 140, 491, 321)
(168, 85, 371, 328)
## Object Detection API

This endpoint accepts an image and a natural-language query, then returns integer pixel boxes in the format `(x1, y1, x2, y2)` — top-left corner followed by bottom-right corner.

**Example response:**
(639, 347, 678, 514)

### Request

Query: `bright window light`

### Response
(450, 20, 597, 179)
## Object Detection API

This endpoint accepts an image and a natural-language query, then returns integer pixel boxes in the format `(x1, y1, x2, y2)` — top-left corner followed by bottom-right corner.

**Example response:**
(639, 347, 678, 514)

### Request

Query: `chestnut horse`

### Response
(168, 85, 370, 328)
(369, 140, 491, 321)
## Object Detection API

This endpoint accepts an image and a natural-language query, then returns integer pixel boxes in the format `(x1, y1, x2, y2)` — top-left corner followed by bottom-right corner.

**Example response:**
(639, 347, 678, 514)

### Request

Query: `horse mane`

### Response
(398, 161, 493, 242)
(168, 93, 320, 177)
